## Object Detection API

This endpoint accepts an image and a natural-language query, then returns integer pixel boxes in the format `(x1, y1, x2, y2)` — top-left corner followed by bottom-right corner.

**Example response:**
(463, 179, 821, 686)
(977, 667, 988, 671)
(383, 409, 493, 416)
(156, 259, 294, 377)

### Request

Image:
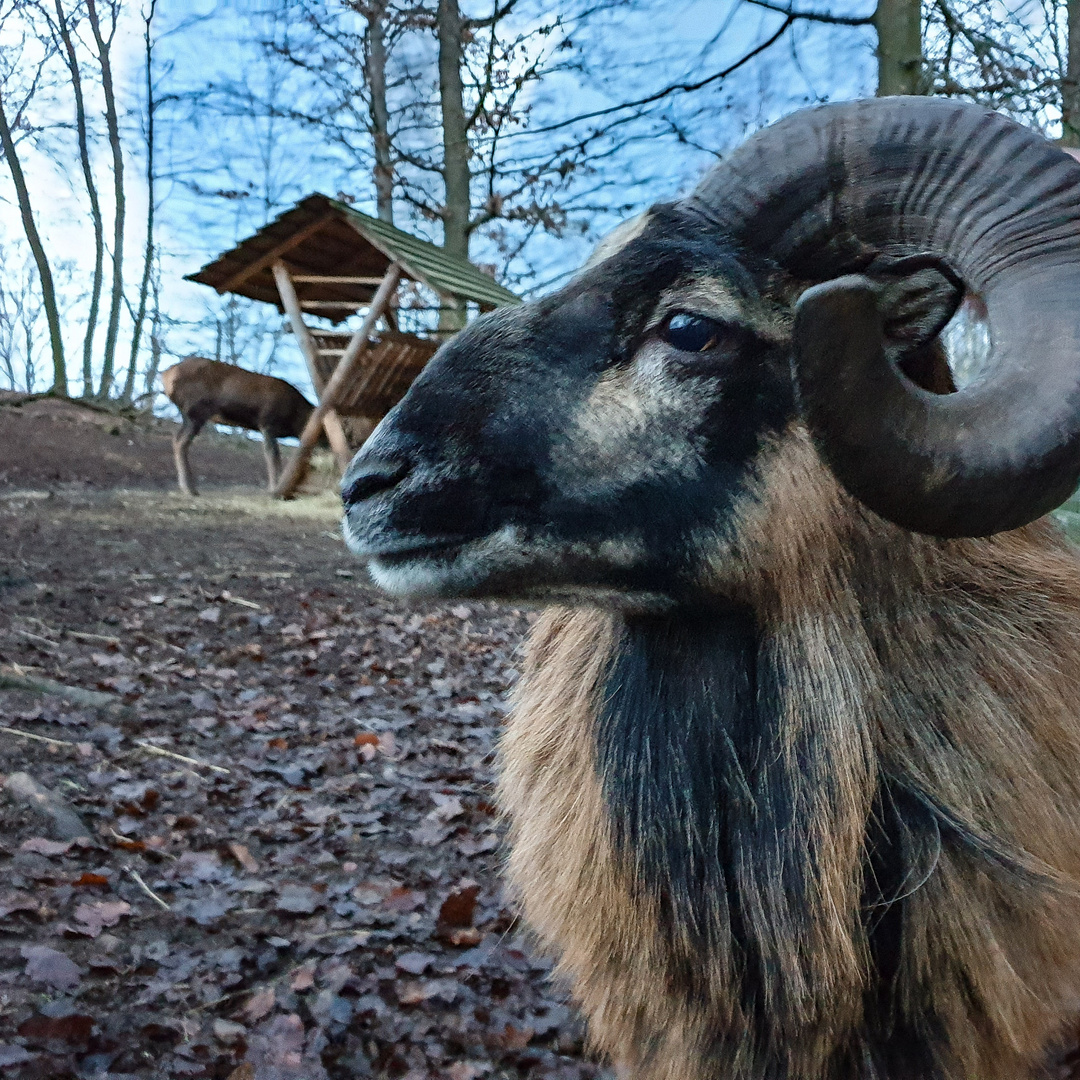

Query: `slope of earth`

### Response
(0, 393, 278, 491)
(0, 487, 608, 1080)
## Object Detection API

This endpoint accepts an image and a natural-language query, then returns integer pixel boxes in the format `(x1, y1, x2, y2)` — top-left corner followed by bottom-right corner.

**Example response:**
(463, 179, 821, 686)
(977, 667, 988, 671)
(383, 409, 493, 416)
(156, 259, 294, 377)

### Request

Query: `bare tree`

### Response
(363, 0, 394, 221)
(267, 2, 625, 275)
(121, 0, 157, 403)
(42, 0, 105, 397)
(85, 0, 124, 399)
(919, 0, 1074, 133)
(1064, 0, 1080, 143)
(0, 9, 66, 394)
(140, 253, 163, 401)
(875, 0, 924, 93)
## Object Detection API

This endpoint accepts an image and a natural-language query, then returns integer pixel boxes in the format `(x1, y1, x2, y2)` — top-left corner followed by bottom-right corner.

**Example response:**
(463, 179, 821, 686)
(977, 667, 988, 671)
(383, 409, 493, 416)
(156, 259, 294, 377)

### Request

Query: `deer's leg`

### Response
(174, 416, 204, 496)
(261, 431, 281, 491)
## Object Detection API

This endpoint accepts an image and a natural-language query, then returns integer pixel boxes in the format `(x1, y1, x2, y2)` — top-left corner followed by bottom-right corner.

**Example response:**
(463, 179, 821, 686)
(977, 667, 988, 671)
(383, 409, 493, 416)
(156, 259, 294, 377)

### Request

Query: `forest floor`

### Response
(0, 398, 608, 1080)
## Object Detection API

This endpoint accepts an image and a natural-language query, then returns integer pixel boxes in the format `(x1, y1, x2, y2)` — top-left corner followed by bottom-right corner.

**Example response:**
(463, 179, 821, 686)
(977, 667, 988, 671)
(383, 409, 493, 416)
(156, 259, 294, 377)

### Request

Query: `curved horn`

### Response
(688, 97, 1080, 537)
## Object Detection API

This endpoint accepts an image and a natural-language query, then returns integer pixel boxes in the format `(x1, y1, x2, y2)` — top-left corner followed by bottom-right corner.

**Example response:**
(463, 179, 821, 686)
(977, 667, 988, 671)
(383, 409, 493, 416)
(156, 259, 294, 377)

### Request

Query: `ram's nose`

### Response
(341, 456, 412, 507)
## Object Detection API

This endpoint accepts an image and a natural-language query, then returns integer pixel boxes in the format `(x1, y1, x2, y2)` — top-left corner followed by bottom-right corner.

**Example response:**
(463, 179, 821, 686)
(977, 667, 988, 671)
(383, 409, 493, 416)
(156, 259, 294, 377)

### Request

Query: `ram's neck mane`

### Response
(530, 428, 1080, 1077)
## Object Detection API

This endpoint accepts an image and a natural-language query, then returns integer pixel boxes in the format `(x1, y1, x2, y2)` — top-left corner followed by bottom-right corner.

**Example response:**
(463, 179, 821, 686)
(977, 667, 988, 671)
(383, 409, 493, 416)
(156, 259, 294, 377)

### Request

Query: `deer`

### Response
(161, 356, 315, 496)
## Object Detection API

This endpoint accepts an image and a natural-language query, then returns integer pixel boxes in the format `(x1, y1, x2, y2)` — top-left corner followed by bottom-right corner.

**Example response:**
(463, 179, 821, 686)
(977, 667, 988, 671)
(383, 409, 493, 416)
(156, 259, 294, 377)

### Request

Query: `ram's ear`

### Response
(868, 253, 965, 351)
(797, 254, 964, 395)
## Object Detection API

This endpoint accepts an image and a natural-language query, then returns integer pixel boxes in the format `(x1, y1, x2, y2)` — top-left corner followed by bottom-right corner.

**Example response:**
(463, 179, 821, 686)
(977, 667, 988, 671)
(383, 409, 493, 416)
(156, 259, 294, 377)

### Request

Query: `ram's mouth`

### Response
(342, 532, 469, 565)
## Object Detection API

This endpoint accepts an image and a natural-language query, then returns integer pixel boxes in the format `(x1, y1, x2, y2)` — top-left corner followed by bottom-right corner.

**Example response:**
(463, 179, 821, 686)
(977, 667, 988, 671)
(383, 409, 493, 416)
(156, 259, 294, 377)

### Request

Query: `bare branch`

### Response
(744, 0, 873, 26)
(502, 16, 796, 139)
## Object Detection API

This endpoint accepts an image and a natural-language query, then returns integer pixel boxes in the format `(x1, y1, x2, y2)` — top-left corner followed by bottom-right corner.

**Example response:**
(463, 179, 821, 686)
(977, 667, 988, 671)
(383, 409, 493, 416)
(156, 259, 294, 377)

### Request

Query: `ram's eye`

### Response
(662, 312, 725, 353)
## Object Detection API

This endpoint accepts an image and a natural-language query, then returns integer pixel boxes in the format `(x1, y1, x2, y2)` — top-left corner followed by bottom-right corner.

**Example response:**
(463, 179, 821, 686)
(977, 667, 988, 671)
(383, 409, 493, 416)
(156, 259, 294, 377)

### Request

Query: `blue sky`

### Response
(0, 0, 878, 398)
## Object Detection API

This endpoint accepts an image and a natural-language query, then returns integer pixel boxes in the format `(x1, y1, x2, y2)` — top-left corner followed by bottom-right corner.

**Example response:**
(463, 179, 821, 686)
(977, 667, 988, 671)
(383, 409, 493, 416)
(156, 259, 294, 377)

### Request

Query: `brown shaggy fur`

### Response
(500, 426, 1080, 1080)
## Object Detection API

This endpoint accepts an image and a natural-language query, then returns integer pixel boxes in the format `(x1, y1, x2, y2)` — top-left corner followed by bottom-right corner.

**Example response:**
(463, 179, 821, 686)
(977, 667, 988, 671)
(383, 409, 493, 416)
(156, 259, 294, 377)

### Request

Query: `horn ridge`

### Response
(689, 97, 1080, 536)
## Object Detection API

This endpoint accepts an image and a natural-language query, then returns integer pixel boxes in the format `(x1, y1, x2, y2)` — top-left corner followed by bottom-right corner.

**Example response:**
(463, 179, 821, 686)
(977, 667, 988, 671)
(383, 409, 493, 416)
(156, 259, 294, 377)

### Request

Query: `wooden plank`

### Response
(273, 260, 325, 393)
(291, 274, 385, 285)
(271, 260, 351, 468)
(275, 264, 403, 498)
(220, 213, 336, 294)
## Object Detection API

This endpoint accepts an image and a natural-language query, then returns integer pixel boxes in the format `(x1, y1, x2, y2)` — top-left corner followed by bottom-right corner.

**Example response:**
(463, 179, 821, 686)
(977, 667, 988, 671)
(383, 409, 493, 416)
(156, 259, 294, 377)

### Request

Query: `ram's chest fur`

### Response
(499, 431, 1080, 1080)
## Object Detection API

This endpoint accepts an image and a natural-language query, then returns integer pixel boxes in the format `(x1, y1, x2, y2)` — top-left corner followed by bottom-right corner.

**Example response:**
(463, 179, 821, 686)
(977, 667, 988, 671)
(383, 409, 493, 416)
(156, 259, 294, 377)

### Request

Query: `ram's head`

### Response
(343, 98, 1080, 606)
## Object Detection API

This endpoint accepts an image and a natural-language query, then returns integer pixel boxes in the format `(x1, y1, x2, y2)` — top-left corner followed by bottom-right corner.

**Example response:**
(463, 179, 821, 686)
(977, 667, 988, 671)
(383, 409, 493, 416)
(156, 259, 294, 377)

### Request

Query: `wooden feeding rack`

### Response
(185, 193, 519, 497)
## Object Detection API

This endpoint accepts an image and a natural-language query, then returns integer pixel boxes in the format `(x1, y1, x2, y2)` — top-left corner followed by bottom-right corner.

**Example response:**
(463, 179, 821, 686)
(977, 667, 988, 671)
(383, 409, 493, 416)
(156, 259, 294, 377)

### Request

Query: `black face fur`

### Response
(342, 205, 795, 608)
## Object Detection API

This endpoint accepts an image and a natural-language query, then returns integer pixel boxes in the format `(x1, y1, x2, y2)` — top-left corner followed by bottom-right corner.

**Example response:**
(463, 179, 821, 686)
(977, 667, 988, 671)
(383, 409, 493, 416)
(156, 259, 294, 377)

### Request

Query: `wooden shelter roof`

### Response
(185, 193, 520, 323)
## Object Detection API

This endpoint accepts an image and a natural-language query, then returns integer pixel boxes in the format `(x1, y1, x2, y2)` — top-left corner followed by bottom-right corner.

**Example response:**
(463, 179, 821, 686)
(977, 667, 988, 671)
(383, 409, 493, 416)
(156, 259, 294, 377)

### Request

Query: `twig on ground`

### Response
(3, 771, 91, 840)
(221, 591, 262, 611)
(0, 725, 76, 748)
(66, 629, 122, 646)
(13, 627, 61, 649)
(0, 664, 122, 711)
(137, 634, 186, 655)
(134, 740, 230, 775)
(126, 865, 171, 911)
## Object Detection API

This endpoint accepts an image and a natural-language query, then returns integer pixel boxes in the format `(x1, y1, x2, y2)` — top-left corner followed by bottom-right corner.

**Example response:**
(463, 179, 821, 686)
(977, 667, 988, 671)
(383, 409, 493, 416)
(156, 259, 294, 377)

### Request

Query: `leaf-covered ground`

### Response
(0, 486, 608, 1080)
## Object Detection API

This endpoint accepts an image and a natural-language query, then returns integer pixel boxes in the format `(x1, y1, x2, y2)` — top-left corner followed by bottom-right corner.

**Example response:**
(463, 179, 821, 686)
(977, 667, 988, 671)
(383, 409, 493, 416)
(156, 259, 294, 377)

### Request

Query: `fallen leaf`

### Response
(430, 793, 465, 822)
(241, 985, 275, 1022)
(447, 1064, 482, 1080)
(0, 891, 39, 918)
(74, 900, 131, 938)
(212, 1019, 246, 1043)
(438, 884, 480, 928)
(177, 895, 235, 927)
(226, 1065, 256, 1080)
(22, 945, 82, 990)
(290, 963, 316, 991)
(275, 884, 322, 914)
(491, 1022, 534, 1050)
(73, 872, 110, 888)
(0, 1046, 33, 1067)
(246, 1012, 308, 1071)
(109, 835, 146, 852)
(383, 887, 425, 913)
(458, 833, 500, 857)
(410, 819, 451, 846)
(227, 841, 259, 873)
(396, 980, 428, 1005)
(19, 837, 73, 857)
(444, 928, 483, 947)
(395, 951, 436, 975)
(17, 1014, 94, 1045)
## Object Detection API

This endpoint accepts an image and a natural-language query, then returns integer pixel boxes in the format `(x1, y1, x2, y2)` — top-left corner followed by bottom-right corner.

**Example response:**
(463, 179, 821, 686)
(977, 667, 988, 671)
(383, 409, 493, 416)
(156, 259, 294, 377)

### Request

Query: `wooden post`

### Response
(275, 263, 402, 498)
(271, 260, 352, 469)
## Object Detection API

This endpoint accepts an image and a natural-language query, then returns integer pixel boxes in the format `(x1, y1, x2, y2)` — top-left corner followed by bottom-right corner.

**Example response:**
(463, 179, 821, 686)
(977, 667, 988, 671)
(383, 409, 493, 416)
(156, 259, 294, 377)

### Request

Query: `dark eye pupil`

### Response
(664, 312, 720, 353)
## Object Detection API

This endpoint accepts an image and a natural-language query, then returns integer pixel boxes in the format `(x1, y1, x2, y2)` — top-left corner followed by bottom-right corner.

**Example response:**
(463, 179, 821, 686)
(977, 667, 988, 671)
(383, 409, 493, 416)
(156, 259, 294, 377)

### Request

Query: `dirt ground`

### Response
(0, 393, 275, 492)
(0, 399, 609, 1080)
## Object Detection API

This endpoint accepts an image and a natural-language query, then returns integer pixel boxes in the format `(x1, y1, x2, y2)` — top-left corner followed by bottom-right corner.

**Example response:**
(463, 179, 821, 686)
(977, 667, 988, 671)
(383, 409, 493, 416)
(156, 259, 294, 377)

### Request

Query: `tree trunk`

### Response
(366, 0, 394, 223)
(437, 0, 469, 331)
(874, 0, 923, 96)
(141, 260, 162, 402)
(1064, 0, 1080, 145)
(87, 0, 125, 399)
(122, 0, 157, 403)
(0, 91, 66, 395)
(54, 0, 104, 398)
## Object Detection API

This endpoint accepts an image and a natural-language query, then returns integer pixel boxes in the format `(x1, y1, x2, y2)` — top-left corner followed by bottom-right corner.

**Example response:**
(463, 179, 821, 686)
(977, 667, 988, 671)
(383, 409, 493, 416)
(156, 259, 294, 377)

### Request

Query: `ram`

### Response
(341, 98, 1080, 1079)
